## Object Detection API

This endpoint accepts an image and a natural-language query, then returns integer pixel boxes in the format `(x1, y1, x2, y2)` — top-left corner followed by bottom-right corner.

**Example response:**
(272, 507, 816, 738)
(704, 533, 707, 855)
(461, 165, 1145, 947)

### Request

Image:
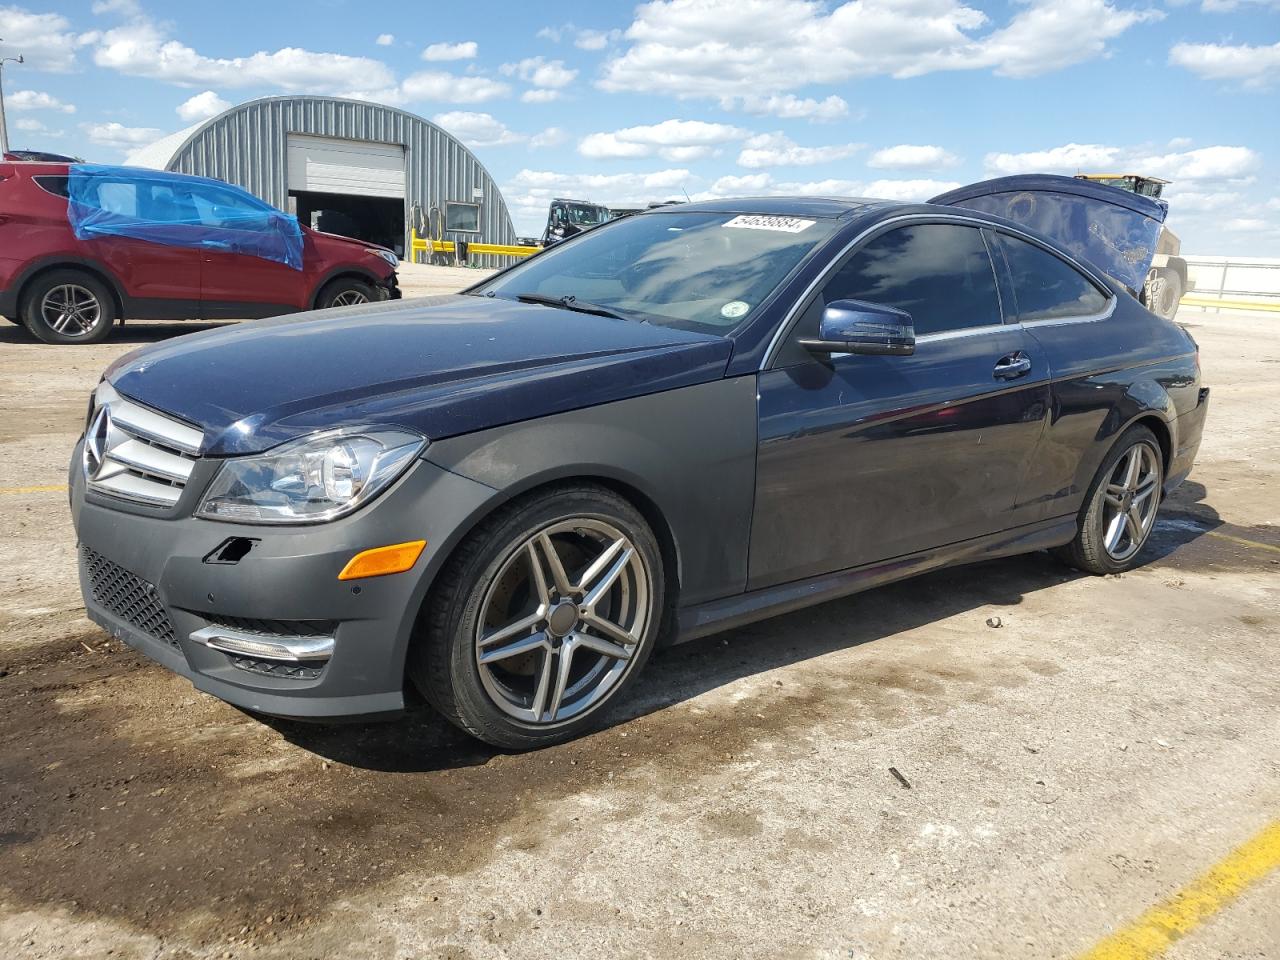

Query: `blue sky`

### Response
(3, 0, 1278, 253)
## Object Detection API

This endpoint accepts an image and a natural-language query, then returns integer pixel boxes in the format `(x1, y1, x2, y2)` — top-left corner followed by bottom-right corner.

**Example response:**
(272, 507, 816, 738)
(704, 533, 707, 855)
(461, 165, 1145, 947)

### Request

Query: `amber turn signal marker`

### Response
(338, 540, 427, 581)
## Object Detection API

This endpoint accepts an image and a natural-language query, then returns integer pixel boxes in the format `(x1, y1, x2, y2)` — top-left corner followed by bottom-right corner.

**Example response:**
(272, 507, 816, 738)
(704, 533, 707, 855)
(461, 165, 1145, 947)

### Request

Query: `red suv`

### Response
(0, 162, 399, 344)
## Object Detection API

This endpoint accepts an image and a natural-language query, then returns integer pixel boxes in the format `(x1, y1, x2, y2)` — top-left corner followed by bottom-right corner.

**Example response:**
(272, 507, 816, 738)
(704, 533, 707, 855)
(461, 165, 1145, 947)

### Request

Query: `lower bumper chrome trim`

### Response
(189, 625, 335, 662)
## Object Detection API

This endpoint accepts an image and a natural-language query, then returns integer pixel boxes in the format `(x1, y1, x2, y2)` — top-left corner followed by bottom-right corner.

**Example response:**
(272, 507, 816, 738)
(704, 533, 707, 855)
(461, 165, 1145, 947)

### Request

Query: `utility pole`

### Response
(0, 39, 24, 155)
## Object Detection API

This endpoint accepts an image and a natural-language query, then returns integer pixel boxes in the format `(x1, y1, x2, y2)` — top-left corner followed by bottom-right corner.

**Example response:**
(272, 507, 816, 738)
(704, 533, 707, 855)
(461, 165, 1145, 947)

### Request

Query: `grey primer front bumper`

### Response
(70, 445, 495, 720)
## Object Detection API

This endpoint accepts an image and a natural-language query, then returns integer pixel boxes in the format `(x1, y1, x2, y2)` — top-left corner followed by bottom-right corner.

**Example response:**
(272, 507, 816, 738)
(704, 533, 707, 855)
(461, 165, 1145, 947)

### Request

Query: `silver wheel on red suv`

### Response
(23, 269, 116, 344)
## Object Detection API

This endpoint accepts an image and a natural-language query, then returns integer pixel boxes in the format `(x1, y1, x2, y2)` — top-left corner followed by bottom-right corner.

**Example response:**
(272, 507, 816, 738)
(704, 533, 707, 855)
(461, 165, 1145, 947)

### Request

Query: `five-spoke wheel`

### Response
(412, 484, 663, 749)
(1055, 424, 1164, 574)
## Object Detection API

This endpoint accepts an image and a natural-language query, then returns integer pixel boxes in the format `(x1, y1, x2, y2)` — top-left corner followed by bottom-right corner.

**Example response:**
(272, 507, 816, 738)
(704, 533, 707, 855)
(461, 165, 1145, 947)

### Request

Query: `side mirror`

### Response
(800, 299, 915, 356)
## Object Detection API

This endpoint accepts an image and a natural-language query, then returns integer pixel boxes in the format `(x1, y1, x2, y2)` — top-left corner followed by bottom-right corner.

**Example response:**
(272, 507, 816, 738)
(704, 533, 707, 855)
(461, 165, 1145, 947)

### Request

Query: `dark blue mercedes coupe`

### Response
(71, 175, 1209, 748)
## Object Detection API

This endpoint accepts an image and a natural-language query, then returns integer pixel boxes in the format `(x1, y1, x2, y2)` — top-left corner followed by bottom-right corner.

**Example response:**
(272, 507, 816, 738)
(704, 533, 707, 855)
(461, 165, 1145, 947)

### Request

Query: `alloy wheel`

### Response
(331, 290, 369, 306)
(475, 518, 652, 725)
(40, 284, 101, 338)
(1100, 442, 1161, 561)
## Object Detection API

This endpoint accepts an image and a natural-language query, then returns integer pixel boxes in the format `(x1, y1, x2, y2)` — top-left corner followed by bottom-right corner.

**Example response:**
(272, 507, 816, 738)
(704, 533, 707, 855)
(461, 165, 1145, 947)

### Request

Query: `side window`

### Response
(189, 184, 272, 232)
(819, 223, 1002, 337)
(998, 233, 1108, 321)
(95, 181, 138, 217)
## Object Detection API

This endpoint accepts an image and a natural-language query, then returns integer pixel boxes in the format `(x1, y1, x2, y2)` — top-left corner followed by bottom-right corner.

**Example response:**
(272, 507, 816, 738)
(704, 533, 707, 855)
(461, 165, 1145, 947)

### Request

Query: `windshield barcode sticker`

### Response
(722, 215, 816, 233)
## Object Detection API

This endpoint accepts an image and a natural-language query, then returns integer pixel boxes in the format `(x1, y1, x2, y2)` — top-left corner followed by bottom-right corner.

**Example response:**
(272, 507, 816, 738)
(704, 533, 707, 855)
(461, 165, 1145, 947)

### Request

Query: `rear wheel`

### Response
(1054, 425, 1163, 575)
(316, 277, 376, 310)
(411, 484, 664, 749)
(22, 270, 117, 344)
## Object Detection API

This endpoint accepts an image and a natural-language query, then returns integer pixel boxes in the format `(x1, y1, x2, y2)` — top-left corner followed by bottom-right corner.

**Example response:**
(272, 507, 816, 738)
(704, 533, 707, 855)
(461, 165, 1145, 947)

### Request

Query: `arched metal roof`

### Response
(123, 95, 516, 250)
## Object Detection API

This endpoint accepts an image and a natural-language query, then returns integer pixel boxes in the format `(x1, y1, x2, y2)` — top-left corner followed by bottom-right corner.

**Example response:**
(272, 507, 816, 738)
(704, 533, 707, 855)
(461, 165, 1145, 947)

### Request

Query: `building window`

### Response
(445, 201, 481, 233)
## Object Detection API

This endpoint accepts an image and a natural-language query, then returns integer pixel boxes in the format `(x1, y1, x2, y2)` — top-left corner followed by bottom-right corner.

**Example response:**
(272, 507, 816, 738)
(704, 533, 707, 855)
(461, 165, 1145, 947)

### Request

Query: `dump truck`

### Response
(1073, 174, 1190, 319)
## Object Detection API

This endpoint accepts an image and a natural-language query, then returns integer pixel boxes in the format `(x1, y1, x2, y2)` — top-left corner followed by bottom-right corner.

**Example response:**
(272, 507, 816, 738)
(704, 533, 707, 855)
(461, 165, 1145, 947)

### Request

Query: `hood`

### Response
(105, 296, 732, 456)
(306, 226, 392, 255)
(931, 174, 1167, 292)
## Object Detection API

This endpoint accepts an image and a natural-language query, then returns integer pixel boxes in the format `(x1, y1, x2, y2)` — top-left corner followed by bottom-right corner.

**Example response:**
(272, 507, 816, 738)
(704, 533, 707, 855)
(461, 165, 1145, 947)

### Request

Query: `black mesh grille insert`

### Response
(81, 546, 178, 648)
(205, 615, 336, 638)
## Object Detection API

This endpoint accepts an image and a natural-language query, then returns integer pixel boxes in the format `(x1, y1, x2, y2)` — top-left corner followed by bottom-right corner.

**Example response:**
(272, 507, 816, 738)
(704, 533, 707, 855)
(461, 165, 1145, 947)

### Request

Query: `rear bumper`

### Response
(1167, 386, 1210, 491)
(70, 446, 495, 720)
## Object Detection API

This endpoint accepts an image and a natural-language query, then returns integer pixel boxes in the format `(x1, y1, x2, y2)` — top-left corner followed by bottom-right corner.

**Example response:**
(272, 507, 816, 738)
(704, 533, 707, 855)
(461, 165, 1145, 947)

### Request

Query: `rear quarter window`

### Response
(998, 233, 1109, 322)
(33, 175, 70, 198)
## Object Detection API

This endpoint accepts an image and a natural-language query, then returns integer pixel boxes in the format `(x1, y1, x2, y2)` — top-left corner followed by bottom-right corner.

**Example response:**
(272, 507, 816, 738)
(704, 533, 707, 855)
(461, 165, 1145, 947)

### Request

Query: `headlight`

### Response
(367, 248, 398, 268)
(197, 428, 425, 524)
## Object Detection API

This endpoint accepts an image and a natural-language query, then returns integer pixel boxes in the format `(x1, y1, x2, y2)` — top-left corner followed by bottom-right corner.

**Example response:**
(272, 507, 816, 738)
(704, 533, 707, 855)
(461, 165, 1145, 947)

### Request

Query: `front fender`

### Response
(422, 376, 759, 608)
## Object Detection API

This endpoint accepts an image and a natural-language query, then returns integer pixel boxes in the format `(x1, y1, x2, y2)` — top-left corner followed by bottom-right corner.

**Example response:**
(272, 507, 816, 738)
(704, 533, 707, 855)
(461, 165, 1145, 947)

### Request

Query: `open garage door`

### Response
(287, 134, 406, 256)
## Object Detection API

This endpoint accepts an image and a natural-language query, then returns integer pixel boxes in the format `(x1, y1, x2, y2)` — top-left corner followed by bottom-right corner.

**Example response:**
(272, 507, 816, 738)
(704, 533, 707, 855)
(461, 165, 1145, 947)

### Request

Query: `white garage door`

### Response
(287, 134, 405, 198)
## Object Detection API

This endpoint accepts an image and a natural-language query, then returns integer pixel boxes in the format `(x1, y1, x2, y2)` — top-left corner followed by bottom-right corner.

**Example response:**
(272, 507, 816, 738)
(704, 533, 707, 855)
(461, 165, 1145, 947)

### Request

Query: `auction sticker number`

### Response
(722, 215, 816, 233)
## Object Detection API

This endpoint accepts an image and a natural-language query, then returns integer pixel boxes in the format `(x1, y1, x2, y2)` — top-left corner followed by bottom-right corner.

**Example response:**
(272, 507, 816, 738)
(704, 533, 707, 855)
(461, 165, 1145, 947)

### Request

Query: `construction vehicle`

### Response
(1074, 174, 1190, 319)
(540, 198, 613, 246)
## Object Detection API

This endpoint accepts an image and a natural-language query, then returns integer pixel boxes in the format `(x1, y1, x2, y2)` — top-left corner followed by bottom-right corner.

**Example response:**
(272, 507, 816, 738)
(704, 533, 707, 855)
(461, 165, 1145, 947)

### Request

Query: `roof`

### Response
(652, 196, 890, 219)
(123, 121, 205, 169)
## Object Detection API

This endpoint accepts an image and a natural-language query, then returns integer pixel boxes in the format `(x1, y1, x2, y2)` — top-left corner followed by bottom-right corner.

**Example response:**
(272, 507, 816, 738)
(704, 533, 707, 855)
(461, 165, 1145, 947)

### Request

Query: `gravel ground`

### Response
(0, 277, 1277, 960)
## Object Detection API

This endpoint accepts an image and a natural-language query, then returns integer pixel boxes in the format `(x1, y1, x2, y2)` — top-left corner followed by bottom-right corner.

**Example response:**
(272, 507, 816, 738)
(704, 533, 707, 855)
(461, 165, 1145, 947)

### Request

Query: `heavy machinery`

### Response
(540, 198, 613, 246)
(1074, 174, 1190, 319)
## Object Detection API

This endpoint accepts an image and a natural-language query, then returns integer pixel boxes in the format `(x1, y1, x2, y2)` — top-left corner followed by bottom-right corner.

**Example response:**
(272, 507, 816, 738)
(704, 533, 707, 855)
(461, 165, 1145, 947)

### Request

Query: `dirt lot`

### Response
(1, 274, 1277, 960)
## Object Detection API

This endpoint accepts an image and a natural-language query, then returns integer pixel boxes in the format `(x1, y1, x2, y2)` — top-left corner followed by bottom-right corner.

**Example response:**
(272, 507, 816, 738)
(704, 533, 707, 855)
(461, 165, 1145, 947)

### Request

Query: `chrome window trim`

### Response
(761, 211, 1118, 370)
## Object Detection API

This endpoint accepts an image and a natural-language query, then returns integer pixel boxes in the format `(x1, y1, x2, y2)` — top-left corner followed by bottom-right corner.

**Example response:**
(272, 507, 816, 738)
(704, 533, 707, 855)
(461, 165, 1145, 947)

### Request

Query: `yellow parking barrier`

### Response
(409, 230, 540, 263)
(1180, 296, 1280, 313)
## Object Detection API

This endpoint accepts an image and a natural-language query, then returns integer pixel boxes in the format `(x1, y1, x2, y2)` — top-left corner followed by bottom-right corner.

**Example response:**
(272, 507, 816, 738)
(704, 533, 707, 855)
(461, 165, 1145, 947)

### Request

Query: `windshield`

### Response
(478, 210, 839, 334)
(565, 203, 609, 225)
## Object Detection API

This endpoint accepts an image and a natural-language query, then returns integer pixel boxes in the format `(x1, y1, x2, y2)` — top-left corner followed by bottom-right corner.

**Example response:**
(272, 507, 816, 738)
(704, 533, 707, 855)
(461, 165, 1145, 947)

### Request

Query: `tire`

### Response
(316, 277, 376, 310)
(22, 270, 116, 344)
(1151, 267, 1183, 320)
(411, 483, 665, 749)
(1053, 425, 1163, 575)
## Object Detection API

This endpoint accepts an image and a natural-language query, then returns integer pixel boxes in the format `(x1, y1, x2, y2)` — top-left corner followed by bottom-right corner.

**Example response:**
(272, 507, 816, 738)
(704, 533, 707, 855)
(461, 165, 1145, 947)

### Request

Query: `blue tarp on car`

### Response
(66, 164, 304, 270)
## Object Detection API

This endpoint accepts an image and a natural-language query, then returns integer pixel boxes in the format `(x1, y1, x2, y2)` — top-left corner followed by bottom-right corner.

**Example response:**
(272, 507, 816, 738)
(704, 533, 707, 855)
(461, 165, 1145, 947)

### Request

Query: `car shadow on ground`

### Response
(265, 484, 1230, 774)
(0, 320, 237, 345)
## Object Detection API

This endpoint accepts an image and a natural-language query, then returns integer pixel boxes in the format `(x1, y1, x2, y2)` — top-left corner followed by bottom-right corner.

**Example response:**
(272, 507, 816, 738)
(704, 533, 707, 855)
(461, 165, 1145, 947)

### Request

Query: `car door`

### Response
(78, 176, 202, 310)
(748, 220, 1051, 590)
(990, 230, 1127, 522)
(187, 181, 306, 317)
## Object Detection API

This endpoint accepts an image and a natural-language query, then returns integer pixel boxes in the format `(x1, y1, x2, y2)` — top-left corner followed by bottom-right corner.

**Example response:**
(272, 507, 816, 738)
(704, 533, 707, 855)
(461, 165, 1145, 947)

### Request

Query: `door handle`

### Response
(993, 351, 1032, 380)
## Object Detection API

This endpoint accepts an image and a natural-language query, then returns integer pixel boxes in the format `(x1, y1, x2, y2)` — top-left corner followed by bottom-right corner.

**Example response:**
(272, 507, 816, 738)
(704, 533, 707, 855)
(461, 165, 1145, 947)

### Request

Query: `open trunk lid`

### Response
(930, 174, 1167, 293)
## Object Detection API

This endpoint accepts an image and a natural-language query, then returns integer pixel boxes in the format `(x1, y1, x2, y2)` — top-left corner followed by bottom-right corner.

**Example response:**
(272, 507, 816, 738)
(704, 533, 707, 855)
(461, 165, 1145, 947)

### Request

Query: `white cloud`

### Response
(1170, 41, 1280, 89)
(1200, 0, 1280, 10)
(868, 144, 961, 170)
(521, 88, 563, 103)
(91, 0, 141, 14)
(400, 70, 510, 104)
(530, 126, 568, 148)
(176, 90, 230, 122)
(599, 0, 1161, 100)
(692, 172, 960, 201)
(422, 41, 478, 61)
(984, 142, 1261, 182)
(92, 18, 396, 93)
(14, 117, 47, 131)
(375, 33, 395, 46)
(737, 131, 862, 168)
(501, 56, 578, 89)
(537, 23, 623, 49)
(576, 28, 623, 50)
(432, 111, 525, 147)
(1161, 189, 1243, 213)
(7, 89, 76, 113)
(1224, 218, 1272, 232)
(730, 94, 850, 121)
(82, 120, 162, 149)
(1268, 197, 1280, 212)
(0, 5, 90, 72)
(579, 118, 749, 161)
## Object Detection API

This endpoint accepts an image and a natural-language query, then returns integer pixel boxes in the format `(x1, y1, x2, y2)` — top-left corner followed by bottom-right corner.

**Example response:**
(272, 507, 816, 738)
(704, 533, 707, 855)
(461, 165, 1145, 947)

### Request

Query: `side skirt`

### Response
(672, 515, 1077, 645)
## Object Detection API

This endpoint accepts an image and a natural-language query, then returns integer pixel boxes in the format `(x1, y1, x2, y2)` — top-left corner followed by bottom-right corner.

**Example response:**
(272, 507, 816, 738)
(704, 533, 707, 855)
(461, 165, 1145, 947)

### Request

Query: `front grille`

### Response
(205, 615, 337, 638)
(85, 384, 204, 508)
(82, 546, 178, 648)
(230, 657, 324, 680)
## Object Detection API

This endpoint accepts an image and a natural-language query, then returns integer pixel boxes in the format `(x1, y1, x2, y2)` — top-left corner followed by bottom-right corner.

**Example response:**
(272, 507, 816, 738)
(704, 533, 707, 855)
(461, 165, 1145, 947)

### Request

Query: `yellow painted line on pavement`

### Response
(1078, 819, 1280, 960)
(1205, 530, 1280, 555)
(0, 483, 68, 495)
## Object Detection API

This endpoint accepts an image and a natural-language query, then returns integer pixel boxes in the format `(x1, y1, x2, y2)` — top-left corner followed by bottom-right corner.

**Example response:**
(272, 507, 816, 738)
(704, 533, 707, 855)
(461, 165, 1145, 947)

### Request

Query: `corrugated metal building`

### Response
(126, 95, 517, 267)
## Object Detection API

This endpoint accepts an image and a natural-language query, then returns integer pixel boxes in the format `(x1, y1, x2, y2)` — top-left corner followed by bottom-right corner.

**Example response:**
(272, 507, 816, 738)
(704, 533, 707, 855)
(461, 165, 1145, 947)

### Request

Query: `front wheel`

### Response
(411, 484, 665, 749)
(1149, 268, 1183, 320)
(1054, 425, 1163, 575)
(316, 277, 376, 310)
